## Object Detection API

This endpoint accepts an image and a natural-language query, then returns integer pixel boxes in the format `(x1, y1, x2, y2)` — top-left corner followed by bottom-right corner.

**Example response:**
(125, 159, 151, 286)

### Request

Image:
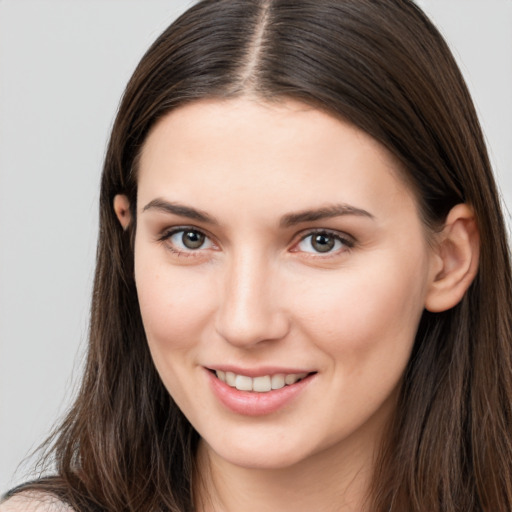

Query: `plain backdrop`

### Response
(1, 0, 511, 492)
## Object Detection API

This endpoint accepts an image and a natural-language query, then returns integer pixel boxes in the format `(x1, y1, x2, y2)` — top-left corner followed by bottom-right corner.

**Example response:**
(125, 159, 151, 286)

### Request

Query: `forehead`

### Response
(136, 97, 418, 223)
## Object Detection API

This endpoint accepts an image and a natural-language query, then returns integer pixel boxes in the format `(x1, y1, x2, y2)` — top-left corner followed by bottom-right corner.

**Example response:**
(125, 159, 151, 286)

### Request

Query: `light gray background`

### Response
(1, 0, 511, 492)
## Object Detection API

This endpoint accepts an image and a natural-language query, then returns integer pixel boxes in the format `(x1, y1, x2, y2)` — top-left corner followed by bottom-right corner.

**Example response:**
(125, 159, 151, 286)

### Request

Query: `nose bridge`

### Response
(215, 248, 288, 347)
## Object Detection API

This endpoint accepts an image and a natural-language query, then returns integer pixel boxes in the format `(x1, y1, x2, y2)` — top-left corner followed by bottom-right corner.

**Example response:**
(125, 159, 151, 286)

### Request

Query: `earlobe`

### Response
(113, 194, 132, 230)
(425, 204, 480, 313)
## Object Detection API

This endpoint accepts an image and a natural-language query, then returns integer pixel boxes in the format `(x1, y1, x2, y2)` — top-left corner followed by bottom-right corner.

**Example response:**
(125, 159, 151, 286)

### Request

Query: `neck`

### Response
(194, 434, 379, 512)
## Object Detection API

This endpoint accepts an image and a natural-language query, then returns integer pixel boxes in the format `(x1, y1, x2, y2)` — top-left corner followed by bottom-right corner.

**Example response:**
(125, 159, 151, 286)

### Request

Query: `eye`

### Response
(161, 228, 215, 253)
(295, 231, 352, 254)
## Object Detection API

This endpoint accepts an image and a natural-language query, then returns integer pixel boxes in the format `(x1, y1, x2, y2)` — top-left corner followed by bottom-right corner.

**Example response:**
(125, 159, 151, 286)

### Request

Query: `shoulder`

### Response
(0, 492, 75, 512)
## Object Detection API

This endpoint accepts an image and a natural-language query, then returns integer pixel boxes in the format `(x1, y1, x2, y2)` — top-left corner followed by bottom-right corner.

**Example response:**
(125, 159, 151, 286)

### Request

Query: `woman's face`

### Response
(133, 98, 437, 470)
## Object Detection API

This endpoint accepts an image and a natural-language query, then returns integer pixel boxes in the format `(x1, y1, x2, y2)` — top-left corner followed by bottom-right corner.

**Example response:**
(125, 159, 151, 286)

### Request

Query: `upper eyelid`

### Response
(159, 225, 214, 241)
(295, 228, 355, 244)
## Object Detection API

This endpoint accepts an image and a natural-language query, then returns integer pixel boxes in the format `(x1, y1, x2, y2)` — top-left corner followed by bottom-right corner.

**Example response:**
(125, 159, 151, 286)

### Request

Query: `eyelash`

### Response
(294, 229, 355, 256)
(157, 227, 355, 258)
(158, 227, 216, 257)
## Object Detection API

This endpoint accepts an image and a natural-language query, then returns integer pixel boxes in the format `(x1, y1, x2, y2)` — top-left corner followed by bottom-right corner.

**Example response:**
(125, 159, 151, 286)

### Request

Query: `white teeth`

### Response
(235, 375, 253, 391)
(271, 374, 285, 390)
(285, 374, 296, 385)
(253, 375, 272, 392)
(225, 371, 236, 386)
(214, 370, 309, 392)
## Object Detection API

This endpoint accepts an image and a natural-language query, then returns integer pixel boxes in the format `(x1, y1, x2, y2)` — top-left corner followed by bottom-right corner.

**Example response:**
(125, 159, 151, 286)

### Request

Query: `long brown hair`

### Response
(8, 1, 512, 510)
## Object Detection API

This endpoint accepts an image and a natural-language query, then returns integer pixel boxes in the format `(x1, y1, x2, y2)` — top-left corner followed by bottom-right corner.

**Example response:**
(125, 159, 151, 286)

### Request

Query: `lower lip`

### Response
(206, 370, 315, 416)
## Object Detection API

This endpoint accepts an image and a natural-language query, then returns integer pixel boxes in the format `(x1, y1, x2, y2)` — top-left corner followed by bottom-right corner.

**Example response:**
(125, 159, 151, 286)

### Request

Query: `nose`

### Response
(214, 252, 290, 348)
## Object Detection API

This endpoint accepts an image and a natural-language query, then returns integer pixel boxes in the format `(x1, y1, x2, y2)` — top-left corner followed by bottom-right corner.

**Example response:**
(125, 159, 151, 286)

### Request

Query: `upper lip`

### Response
(206, 365, 316, 378)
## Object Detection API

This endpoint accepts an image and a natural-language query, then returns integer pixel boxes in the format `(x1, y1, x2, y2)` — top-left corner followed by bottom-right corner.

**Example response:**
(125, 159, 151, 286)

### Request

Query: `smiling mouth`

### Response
(212, 370, 313, 393)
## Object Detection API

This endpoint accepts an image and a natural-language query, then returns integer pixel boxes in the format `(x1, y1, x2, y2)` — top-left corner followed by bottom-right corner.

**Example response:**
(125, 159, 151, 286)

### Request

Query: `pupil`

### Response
(312, 234, 334, 253)
(182, 231, 204, 249)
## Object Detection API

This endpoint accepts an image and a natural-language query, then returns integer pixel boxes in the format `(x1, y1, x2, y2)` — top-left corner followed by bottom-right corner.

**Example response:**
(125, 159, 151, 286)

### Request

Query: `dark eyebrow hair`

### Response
(142, 198, 218, 224)
(280, 204, 374, 227)
(142, 199, 372, 227)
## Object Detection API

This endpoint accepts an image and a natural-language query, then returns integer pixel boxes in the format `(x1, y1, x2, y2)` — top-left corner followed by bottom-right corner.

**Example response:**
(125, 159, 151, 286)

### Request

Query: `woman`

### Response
(2, 0, 511, 511)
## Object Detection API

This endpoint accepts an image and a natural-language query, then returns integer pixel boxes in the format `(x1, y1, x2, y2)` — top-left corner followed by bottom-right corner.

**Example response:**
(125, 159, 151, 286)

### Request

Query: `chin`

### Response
(202, 433, 321, 471)
(220, 450, 308, 471)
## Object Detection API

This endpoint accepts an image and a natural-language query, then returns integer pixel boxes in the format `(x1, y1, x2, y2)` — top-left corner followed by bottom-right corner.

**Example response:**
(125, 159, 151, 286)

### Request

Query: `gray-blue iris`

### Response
(312, 234, 335, 252)
(182, 230, 205, 249)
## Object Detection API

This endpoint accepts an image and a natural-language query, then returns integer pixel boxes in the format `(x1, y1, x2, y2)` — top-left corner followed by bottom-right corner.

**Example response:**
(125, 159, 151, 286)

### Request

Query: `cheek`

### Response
(134, 257, 217, 409)
(290, 252, 428, 362)
(134, 257, 216, 352)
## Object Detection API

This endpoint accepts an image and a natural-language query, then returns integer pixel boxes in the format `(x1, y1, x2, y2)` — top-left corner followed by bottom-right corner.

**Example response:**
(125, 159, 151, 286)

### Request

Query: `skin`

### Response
(0, 97, 478, 512)
(112, 97, 479, 512)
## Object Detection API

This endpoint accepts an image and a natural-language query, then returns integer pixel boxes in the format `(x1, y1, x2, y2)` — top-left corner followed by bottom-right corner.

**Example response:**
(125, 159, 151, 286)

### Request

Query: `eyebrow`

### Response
(142, 198, 373, 227)
(279, 204, 374, 227)
(142, 198, 218, 224)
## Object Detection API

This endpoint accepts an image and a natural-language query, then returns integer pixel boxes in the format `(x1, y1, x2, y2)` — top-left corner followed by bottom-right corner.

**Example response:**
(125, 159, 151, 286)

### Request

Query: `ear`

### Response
(425, 204, 480, 313)
(113, 194, 132, 230)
